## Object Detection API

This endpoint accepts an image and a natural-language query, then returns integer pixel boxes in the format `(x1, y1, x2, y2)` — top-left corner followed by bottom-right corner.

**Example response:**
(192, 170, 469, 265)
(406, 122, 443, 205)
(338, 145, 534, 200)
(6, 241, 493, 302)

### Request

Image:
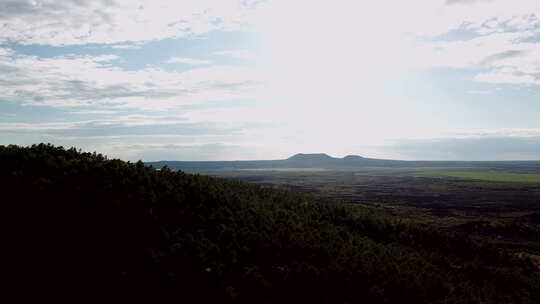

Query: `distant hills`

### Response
(146, 153, 399, 172)
(287, 153, 337, 161)
(146, 153, 540, 172)
(288, 153, 364, 163)
(285, 153, 368, 167)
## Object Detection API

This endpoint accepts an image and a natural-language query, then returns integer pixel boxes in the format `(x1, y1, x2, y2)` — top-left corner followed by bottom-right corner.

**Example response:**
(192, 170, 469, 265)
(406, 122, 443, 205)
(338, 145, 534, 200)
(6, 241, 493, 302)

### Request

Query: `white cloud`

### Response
(96, 142, 265, 161)
(0, 52, 263, 109)
(467, 89, 492, 95)
(445, 0, 493, 5)
(0, 114, 254, 138)
(214, 50, 256, 60)
(0, 115, 182, 131)
(413, 31, 540, 75)
(0, 47, 12, 56)
(69, 110, 119, 115)
(109, 44, 142, 50)
(167, 57, 211, 65)
(450, 128, 540, 138)
(473, 69, 539, 85)
(84, 43, 143, 50)
(0, 0, 264, 46)
(254, 0, 540, 43)
(251, 0, 540, 89)
(415, 32, 532, 67)
(3, 0, 539, 87)
(3, 0, 540, 161)
(380, 135, 540, 160)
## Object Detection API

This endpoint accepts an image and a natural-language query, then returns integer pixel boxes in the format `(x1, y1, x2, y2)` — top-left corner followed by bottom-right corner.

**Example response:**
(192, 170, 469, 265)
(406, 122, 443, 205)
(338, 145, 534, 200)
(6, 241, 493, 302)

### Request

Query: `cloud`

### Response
(250, 0, 540, 96)
(473, 70, 538, 85)
(214, 50, 256, 60)
(0, 115, 251, 138)
(479, 50, 528, 66)
(107, 143, 260, 161)
(167, 57, 212, 65)
(445, 0, 493, 5)
(410, 30, 540, 84)
(69, 110, 119, 115)
(0, 0, 265, 46)
(0, 50, 263, 109)
(467, 90, 492, 95)
(416, 32, 533, 68)
(0, 113, 270, 161)
(84, 43, 143, 50)
(452, 128, 540, 138)
(0, 47, 12, 56)
(2, 0, 540, 162)
(369, 128, 540, 160)
(4, 0, 540, 88)
(109, 44, 142, 50)
(384, 136, 540, 160)
(445, 0, 540, 34)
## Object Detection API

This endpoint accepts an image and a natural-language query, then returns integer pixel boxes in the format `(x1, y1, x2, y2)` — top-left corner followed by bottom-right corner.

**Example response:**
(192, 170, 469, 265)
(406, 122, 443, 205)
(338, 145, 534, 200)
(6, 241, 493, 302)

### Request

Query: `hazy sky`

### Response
(1, 0, 540, 161)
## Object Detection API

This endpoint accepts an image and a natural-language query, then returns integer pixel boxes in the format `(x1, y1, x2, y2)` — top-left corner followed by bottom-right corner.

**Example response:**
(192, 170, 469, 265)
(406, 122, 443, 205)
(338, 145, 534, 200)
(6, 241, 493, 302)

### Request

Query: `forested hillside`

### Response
(2, 144, 539, 303)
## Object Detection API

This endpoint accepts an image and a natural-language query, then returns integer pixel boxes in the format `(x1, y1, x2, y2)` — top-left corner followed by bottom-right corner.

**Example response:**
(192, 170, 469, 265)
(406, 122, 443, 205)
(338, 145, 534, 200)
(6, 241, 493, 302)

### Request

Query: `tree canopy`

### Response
(2, 144, 539, 303)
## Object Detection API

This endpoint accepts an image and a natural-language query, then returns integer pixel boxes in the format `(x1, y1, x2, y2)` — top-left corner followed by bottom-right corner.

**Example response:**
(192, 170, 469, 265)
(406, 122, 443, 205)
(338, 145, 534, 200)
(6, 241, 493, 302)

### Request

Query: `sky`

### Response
(1, 0, 540, 161)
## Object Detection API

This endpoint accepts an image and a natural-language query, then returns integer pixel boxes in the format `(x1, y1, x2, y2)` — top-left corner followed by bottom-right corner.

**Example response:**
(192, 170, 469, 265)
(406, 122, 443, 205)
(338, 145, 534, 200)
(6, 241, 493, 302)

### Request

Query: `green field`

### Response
(238, 167, 328, 172)
(419, 171, 540, 182)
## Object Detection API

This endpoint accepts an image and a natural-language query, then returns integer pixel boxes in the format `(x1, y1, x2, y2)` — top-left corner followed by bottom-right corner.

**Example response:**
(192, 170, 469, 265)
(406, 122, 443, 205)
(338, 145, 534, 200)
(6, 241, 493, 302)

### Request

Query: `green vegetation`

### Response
(221, 167, 540, 254)
(3, 144, 539, 303)
(239, 167, 328, 172)
(419, 171, 540, 182)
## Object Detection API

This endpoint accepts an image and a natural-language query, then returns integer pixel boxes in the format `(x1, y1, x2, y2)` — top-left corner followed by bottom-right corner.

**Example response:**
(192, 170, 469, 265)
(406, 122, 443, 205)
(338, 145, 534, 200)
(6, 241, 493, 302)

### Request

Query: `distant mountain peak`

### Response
(287, 153, 366, 162)
(287, 153, 334, 161)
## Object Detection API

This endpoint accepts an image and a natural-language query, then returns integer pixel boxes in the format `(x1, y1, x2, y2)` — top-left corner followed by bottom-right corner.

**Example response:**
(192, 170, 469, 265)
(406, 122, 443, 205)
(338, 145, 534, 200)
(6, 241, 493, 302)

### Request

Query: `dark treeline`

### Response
(2, 144, 539, 303)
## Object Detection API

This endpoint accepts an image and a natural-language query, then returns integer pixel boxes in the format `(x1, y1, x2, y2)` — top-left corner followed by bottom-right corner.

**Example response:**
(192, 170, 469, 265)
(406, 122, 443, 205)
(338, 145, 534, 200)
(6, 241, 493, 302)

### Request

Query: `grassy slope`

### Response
(2, 144, 539, 303)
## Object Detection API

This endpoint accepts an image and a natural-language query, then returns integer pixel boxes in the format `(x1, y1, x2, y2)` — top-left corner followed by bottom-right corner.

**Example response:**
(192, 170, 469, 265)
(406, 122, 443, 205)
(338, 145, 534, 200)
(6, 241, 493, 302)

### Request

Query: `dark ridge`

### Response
(4, 144, 539, 303)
